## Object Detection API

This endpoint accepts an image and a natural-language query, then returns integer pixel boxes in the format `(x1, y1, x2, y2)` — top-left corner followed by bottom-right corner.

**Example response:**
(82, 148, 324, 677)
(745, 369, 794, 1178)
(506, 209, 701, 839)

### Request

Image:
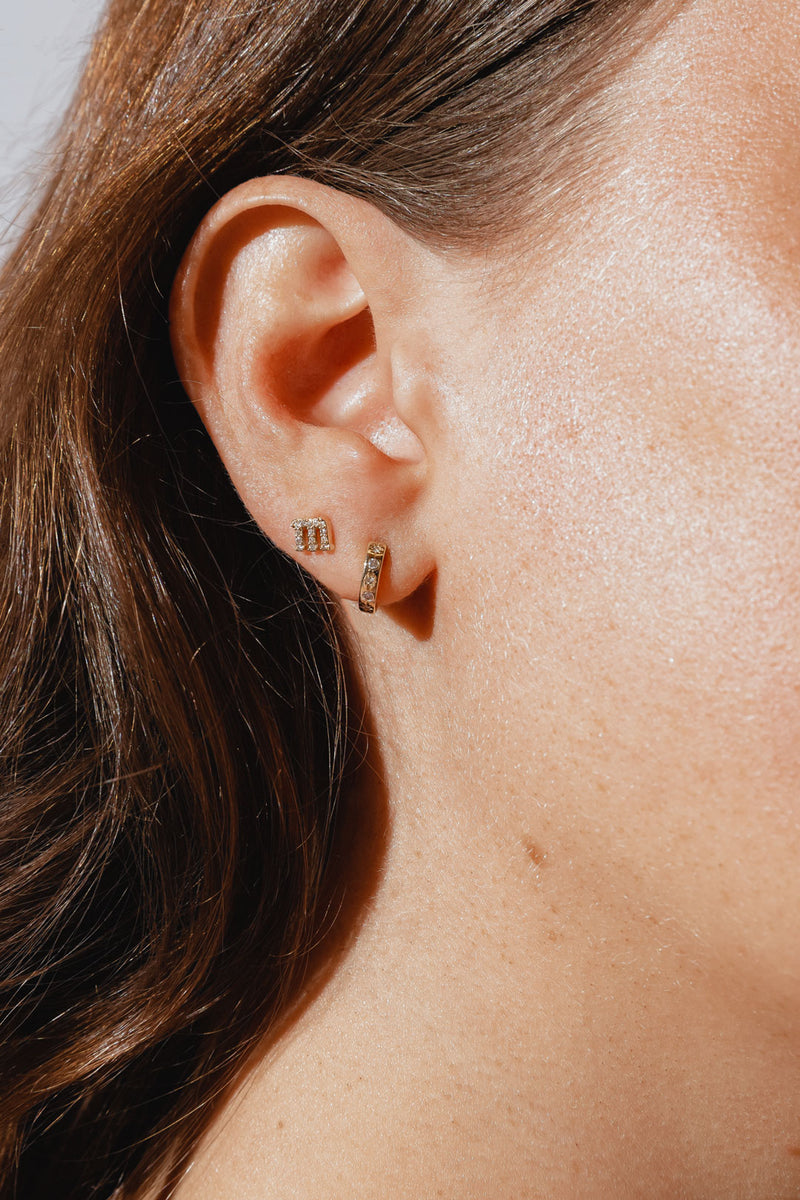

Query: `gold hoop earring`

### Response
(358, 542, 387, 614)
(291, 517, 333, 552)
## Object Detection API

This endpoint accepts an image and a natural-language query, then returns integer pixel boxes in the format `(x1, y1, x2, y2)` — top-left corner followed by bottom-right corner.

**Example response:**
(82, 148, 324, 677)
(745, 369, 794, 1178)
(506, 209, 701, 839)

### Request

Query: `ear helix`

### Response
(291, 519, 388, 613)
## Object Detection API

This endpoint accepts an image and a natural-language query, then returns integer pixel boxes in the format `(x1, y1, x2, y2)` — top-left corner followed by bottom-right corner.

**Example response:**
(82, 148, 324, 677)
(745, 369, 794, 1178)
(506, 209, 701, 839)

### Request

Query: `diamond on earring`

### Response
(359, 542, 387, 613)
(291, 518, 333, 552)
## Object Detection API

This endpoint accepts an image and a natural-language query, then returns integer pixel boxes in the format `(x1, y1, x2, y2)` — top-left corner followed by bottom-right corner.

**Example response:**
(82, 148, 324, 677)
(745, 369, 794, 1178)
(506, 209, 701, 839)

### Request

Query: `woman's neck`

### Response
(170, 637, 800, 1198)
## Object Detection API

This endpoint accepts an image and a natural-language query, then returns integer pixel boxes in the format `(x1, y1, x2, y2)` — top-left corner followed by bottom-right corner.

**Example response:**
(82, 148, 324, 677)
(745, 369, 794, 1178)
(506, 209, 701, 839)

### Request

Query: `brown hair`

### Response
(0, 0, 662, 1195)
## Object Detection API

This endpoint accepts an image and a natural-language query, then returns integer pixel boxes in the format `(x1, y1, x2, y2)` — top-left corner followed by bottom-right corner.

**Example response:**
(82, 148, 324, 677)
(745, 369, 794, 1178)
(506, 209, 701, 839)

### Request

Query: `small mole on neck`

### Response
(523, 837, 546, 868)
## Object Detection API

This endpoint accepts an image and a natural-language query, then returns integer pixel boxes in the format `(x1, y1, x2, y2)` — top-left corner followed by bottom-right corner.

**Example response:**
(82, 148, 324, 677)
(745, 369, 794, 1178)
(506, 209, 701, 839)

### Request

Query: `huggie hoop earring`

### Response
(358, 542, 387, 614)
(291, 517, 333, 552)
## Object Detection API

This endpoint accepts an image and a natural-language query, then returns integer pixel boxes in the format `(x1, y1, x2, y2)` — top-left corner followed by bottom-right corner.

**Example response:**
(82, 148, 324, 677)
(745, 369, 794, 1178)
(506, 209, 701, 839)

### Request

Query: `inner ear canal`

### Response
(283, 306, 378, 429)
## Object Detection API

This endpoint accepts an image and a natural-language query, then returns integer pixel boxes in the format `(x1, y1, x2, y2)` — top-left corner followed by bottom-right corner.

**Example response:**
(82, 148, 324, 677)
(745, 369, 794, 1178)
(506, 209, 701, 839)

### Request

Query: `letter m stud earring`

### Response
(291, 518, 333, 553)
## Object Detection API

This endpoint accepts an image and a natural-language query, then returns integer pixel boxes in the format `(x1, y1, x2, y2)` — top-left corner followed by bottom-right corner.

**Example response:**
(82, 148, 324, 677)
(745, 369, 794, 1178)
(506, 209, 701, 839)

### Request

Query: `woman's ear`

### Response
(169, 176, 436, 609)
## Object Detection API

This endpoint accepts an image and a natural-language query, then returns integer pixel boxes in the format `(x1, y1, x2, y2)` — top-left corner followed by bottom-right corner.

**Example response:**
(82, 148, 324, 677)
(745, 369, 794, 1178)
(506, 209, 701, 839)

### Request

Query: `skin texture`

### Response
(168, 0, 800, 1195)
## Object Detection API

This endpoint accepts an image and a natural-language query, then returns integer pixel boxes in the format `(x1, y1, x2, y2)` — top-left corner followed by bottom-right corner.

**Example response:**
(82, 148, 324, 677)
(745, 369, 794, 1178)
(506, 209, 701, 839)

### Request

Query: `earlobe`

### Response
(169, 176, 435, 611)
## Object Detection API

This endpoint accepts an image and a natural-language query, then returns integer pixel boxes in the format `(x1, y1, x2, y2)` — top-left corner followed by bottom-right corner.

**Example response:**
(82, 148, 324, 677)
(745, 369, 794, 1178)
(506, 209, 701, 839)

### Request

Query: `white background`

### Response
(0, 0, 107, 254)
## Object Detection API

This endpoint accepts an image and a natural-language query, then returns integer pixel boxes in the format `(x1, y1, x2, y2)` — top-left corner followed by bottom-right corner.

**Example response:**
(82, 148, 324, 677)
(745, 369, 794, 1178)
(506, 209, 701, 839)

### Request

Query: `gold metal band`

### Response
(358, 542, 387, 613)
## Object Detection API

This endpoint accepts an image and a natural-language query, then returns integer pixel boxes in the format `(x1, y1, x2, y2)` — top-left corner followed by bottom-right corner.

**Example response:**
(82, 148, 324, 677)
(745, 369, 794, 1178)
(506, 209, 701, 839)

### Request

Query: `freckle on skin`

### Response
(277, 1120, 284, 1131)
(523, 838, 546, 868)
(788, 1147, 800, 1158)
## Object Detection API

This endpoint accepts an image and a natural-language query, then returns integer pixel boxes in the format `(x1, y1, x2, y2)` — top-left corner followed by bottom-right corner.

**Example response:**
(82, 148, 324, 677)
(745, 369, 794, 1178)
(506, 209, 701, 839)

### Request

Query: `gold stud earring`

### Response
(291, 517, 333, 553)
(359, 542, 387, 614)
